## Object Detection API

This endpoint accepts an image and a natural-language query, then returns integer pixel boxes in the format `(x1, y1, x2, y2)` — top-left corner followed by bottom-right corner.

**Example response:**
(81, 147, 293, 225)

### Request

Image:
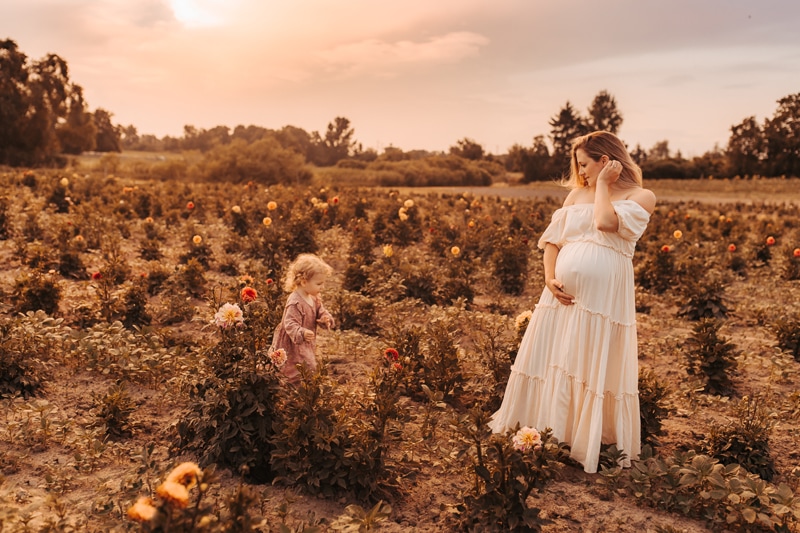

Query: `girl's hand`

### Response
(546, 278, 574, 305)
(318, 317, 334, 329)
(597, 160, 622, 186)
(303, 329, 316, 342)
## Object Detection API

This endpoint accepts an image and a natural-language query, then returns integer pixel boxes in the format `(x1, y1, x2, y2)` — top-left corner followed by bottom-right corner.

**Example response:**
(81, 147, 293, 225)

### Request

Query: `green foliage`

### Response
(269, 365, 391, 500)
(70, 321, 177, 384)
(121, 278, 153, 328)
(330, 500, 392, 532)
(0, 195, 11, 240)
(638, 369, 672, 448)
(771, 312, 800, 361)
(194, 137, 311, 185)
(677, 276, 730, 321)
(782, 247, 800, 281)
(636, 247, 676, 294)
(11, 268, 62, 315)
(0, 311, 67, 398)
(93, 381, 136, 438)
(599, 446, 800, 531)
(453, 408, 570, 532)
(330, 289, 380, 335)
(683, 318, 738, 396)
(177, 368, 284, 482)
(491, 232, 530, 296)
(703, 395, 776, 482)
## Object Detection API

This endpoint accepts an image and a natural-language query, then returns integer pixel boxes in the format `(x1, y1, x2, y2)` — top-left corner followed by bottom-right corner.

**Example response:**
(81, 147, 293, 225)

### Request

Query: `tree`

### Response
(521, 135, 555, 182)
(308, 117, 356, 166)
(586, 90, 623, 133)
(57, 85, 96, 154)
(549, 101, 588, 164)
(648, 140, 671, 160)
(727, 116, 765, 177)
(449, 138, 484, 160)
(763, 93, 800, 177)
(195, 137, 310, 185)
(0, 39, 32, 165)
(93, 108, 121, 152)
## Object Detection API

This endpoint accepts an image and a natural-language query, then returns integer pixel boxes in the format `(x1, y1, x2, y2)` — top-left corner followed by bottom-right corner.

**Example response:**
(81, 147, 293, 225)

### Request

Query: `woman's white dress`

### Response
(489, 200, 651, 473)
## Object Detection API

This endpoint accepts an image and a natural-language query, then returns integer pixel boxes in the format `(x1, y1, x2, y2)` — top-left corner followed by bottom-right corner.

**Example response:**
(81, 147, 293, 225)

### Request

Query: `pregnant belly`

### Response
(554, 243, 618, 298)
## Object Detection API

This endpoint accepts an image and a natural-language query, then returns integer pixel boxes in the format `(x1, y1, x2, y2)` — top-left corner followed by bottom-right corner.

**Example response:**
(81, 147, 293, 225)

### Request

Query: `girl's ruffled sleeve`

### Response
(615, 201, 651, 242)
(537, 208, 568, 250)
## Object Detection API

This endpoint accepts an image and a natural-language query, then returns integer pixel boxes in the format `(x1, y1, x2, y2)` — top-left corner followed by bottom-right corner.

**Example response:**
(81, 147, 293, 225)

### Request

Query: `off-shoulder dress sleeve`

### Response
(615, 200, 651, 242)
(537, 208, 568, 250)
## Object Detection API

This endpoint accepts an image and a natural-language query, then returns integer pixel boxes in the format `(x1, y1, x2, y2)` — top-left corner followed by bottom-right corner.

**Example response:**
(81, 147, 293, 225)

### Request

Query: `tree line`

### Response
(2, 39, 798, 179)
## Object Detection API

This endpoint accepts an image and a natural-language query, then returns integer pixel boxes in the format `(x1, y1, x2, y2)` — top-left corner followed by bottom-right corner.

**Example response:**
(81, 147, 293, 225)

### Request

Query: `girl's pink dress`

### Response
(270, 291, 334, 383)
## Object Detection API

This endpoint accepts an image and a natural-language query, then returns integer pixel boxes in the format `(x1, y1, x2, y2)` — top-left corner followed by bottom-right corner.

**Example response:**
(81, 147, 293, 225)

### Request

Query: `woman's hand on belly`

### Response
(546, 278, 575, 305)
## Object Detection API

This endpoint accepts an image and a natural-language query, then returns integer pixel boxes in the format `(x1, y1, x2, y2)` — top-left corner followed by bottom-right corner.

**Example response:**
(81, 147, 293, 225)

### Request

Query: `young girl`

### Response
(489, 131, 656, 473)
(270, 253, 335, 383)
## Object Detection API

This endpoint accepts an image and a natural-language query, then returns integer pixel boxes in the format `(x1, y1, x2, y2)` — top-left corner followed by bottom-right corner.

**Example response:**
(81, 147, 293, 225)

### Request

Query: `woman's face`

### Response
(575, 148, 608, 187)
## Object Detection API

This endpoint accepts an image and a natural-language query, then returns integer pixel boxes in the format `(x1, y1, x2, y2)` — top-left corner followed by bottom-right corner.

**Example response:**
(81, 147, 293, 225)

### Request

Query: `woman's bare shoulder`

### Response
(625, 188, 656, 214)
(562, 188, 583, 206)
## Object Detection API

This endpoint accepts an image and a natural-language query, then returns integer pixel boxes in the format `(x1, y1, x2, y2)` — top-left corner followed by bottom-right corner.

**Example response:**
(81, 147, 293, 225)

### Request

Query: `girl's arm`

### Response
(315, 298, 335, 329)
(282, 303, 308, 344)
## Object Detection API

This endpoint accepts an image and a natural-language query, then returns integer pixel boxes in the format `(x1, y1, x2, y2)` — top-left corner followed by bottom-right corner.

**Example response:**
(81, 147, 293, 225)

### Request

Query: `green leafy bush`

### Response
(0, 311, 67, 398)
(703, 395, 776, 481)
(94, 381, 136, 438)
(638, 369, 672, 448)
(11, 269, 62, 315)
(677, 275, 730, 321)
(453, 408, 570, 532)
(683, 318, 738, 396)
(771, 313, 800, 361)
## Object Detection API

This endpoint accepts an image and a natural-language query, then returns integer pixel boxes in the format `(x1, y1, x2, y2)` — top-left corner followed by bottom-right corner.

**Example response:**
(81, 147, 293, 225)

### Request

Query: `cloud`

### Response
(315, 31, 490, 78)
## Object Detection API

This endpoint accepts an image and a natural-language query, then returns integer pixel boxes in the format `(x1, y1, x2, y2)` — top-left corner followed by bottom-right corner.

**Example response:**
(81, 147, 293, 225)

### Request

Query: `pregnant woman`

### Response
(489, 130, 656, 473)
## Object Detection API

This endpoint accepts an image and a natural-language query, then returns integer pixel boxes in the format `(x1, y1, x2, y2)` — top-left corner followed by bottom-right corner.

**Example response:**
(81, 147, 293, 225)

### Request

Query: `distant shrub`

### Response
(193, 138, 311, 185)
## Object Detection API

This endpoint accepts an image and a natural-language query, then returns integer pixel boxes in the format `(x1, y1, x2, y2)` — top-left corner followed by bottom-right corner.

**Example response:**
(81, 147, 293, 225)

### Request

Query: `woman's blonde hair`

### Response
(565, 131, 642, 189)
(283, 253, 333, 293)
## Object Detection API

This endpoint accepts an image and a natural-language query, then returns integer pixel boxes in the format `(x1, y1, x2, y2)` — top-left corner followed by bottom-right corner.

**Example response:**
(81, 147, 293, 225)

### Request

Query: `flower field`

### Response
(1, 168, 800, 532)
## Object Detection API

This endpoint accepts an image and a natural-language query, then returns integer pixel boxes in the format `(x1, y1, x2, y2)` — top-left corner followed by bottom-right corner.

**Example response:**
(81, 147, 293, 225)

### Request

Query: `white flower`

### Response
(398, 207, 409, 221)
(213, 303, 244, 328)
(404, 199, 414, 208)
(269, 348, 287, 368)
(512, 426, 542, 452)
(514, 310, 532, 330)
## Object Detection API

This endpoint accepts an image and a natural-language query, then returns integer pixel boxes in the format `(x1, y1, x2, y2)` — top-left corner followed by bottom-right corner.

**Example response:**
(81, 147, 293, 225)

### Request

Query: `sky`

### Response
(2, 0, 799, 157)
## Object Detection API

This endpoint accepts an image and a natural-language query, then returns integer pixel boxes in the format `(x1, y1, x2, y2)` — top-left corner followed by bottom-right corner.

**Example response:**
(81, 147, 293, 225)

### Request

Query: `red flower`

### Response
(660, 245, 670, 253)
(331, 196, 339, 205)
(240, 286, 258, 303)
(91, 271, 102, 280)
(384, 348, 399, 361)
(727, 244, 736, 253)
(766, 236, 776, 246)
(392, 362, 402, 372)
(186, 201, 195, 210)
(265, 278, 274, 285)
(793, 248, 800, 258)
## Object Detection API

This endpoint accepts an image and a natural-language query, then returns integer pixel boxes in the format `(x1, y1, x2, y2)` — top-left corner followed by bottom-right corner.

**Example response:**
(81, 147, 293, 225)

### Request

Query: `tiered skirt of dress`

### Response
(489, 200, 651, 473)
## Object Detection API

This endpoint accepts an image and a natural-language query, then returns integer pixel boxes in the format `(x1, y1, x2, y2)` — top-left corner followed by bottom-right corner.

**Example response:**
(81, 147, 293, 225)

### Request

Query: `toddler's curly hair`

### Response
(283, 253, 333, 293)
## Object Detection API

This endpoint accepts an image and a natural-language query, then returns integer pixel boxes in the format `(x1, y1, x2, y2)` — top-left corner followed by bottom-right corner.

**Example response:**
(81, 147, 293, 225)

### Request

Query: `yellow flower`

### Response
(673, 230, 682, 239)
(262, 217, 272, 226)
(166, 462, 202, 489)
(192, 235, 202, 245)
(156, 480, 190, 508)
(267, 201, 277, 211)
(383, 244, 393, 258)
(404, 199, 414, 208)
(231, 205, 241, 214)
(398, 207, 409, 221)
(60, 177, 69, 187)
(468, 220, 475, 228)
(145, 217, 154, 224)
(450, 246, 461, 256)
(127, 496, 157, 522)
